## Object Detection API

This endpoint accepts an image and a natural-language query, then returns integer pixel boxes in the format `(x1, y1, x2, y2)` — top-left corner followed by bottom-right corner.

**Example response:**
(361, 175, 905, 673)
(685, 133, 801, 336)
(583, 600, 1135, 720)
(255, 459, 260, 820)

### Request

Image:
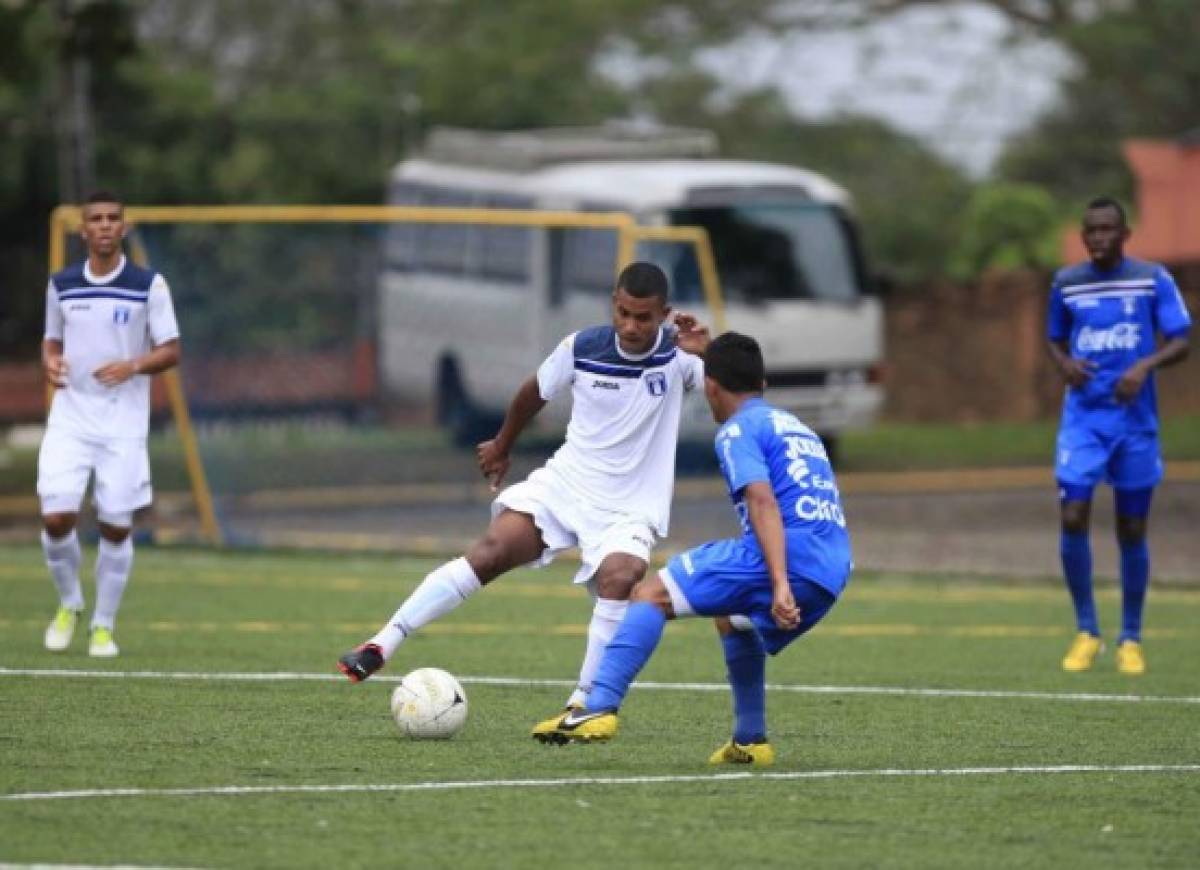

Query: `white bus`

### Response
(379, 125, 884, 457)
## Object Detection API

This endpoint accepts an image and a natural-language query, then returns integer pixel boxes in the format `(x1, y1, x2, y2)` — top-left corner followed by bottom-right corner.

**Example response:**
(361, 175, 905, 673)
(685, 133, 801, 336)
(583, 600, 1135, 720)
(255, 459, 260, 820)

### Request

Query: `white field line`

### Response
(2, 765, 1199, 804)
(2, 667, 1200, 705)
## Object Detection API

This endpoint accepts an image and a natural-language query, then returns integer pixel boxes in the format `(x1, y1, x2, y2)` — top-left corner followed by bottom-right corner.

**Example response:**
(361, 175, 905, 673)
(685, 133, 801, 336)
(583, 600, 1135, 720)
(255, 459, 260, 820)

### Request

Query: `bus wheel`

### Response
(436, 357, 499, 448)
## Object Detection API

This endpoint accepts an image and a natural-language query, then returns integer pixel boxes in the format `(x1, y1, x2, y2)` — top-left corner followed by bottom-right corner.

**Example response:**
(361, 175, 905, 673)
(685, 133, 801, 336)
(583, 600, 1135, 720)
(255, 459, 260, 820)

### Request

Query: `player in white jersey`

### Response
(38, 191, 181, 657)
(338, 262, 709, 731)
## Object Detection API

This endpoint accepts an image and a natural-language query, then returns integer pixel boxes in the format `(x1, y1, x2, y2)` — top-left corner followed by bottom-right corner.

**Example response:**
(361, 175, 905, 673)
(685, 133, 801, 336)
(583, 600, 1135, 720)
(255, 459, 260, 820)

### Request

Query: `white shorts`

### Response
(492, 466, 657, 584)
(37, 427, 152, 524)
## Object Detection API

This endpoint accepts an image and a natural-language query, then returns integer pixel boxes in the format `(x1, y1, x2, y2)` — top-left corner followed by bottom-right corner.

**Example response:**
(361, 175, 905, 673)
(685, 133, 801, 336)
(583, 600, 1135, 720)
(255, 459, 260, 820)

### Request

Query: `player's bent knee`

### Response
(42, 513, 77, 539)
(1060, 503, 1090, 534)
(1116, 516, 1147, 544)
(629, 576, 674, 616)
(98, 522, 132, 543)
(594, 554, 648, 600)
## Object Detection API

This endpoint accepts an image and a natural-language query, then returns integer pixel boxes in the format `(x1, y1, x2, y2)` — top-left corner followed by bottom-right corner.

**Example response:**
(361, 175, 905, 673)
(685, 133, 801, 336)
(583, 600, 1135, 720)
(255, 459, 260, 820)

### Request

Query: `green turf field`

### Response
(1, 545, 1198, 868)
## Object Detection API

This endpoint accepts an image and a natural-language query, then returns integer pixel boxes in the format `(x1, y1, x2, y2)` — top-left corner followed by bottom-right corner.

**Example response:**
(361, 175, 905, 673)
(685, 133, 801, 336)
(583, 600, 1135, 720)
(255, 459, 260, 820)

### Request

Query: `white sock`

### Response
(42, 529, 84, 611)
(93, 537, 133, 630)
(568, 597, 629, 708)
(370, 557, 481, 659)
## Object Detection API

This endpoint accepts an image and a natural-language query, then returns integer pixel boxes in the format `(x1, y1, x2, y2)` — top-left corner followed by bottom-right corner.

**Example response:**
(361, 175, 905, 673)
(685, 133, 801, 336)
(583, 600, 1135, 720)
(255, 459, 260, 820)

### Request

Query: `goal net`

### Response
(29, 205, 721, 552)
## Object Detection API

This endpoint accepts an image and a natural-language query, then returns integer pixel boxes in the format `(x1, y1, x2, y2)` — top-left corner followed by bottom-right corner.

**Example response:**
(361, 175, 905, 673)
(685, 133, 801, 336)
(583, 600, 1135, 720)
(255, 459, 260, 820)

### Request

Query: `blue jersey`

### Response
(1047, 258, 1191, 434)
(714, 397, 851, 595)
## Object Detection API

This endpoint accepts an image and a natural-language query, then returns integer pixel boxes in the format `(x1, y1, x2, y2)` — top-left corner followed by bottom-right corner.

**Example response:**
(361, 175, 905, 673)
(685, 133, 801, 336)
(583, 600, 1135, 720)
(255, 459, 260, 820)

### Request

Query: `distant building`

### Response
(1061, 130, 1200, 264)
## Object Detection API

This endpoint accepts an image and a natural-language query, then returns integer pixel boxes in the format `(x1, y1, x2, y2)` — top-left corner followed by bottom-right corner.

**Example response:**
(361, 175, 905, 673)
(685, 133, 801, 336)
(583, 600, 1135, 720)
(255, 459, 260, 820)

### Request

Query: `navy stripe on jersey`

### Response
(572, 324, 675, 369)
(52, 261, 157, 293)
(57, 290, 149, 304)
(575, 360, 645, 379)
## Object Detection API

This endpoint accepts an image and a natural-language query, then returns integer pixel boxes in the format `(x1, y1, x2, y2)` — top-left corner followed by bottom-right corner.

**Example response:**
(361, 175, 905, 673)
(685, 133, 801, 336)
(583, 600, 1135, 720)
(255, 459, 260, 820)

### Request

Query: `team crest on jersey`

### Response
(644, 372, 667, 397)
(114, 307, 131, 324)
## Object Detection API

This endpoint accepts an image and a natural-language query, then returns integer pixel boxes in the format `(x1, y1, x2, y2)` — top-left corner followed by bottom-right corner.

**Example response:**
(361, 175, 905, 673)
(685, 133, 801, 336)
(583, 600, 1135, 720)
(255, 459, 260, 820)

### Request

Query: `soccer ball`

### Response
(390, 667, 468, 739)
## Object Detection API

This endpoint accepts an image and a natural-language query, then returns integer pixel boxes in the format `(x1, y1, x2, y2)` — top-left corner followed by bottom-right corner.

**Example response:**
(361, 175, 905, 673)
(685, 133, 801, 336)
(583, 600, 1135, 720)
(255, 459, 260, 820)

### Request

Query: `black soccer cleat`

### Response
(337, 642, 385, 683)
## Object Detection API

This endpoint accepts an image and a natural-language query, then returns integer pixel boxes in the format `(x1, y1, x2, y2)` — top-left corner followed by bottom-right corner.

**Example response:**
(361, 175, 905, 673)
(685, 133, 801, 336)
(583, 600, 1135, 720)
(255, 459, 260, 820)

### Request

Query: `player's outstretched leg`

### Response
(337, 510, 544, 683)
(337, 556, 481, 682)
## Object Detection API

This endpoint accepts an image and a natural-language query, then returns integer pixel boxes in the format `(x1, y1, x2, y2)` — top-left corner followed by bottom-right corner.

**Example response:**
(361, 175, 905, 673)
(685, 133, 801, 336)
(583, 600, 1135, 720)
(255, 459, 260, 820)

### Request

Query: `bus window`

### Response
(477, 193, 533, 282)
(561, 226, 617, 296)
(421, 187, 472, 275)
(670, 203, 861, 304)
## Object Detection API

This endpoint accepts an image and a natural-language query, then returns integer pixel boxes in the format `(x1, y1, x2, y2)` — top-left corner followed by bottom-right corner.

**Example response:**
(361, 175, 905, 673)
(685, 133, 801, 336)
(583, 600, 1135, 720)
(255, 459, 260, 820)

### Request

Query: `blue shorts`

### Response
(661, 538, 839, 655)
(1055, 425, 1162, 491)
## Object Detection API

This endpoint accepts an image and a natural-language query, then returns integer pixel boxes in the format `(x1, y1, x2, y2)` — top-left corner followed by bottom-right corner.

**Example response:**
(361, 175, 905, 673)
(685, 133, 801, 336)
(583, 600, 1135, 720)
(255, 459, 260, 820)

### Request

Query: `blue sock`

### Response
(585, 602, 666, 713)
(1060, 530, 1099, 636)
(722, 630, 767, 744)
(1118, 540, 1149, 643)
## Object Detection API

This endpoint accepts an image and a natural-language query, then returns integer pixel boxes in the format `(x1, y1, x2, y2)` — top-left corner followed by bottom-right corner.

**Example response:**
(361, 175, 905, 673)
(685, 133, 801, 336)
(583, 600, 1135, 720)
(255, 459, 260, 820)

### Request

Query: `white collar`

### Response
(84, 254, 127, 285)
(614, 327, 664, 362)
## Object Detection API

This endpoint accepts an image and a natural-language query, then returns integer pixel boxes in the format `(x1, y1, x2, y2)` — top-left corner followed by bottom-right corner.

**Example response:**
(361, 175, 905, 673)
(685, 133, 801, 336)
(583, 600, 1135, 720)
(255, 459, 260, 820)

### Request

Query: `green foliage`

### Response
(997, 0, 1200, 208)
(949, 182, 1062, 278)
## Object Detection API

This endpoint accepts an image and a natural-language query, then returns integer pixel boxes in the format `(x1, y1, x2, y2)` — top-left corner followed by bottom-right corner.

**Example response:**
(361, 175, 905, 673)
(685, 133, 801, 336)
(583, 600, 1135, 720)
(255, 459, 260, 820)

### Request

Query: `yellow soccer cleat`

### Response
(88, 626, 120, 658)
(531, 707, 618, 744)
(708, 740, 776, 767)
(530, 704, 583, 741)
(1061, 632, 1103, 672)
(44, 606, 80, 652)
(1116, 640, 1146, 675)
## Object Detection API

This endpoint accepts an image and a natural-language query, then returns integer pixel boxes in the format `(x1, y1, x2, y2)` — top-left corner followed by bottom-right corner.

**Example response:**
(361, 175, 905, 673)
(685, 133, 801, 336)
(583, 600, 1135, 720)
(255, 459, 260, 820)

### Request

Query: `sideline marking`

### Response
(3, 764, 1198, 803)
(2, 667, 1199, 705)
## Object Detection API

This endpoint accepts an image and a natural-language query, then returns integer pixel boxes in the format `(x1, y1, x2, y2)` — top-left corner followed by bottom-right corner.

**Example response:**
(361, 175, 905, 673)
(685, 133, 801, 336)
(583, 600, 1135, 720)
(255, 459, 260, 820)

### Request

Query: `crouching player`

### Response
(535, 332, 851, 765)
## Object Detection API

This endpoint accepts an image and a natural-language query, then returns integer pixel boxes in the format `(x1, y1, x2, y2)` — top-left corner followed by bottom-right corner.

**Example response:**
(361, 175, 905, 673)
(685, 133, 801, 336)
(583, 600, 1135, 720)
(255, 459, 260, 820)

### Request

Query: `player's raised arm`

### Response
(476, 375, 546, 491)
(672, 311, 711, 356)
(742, 480, 798, 630)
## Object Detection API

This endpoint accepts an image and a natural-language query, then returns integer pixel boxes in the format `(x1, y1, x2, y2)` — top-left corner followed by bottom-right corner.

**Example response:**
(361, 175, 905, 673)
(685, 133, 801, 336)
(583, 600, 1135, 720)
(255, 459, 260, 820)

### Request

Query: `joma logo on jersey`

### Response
(644, 372, 667, 397)
(1076, 323, 1140, 352)
(113, 307, 131, 324)
(591, 379, 620, 390)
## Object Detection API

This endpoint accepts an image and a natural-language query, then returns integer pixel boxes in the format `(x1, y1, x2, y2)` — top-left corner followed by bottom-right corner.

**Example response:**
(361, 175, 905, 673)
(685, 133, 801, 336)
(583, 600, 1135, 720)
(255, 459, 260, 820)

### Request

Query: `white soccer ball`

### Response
(390, 667, 468, 739)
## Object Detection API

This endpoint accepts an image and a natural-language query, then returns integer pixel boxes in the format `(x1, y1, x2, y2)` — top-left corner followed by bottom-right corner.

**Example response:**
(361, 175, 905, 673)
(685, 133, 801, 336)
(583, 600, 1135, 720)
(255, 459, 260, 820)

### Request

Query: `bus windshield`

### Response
(664, 202, 863, 305)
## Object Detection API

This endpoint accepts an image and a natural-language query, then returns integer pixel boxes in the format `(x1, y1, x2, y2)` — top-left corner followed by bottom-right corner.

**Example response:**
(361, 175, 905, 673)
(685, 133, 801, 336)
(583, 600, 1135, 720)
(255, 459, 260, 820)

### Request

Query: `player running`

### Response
(535, 332, 851, 765)
(1048, 197, 1191, 675)
(338, 262, 710, 730)
(38, 190, 182, 657)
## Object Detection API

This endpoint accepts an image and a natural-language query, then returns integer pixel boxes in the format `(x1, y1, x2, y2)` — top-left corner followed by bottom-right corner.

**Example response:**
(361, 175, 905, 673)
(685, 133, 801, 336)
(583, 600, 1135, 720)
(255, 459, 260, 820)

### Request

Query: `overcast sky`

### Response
(695, 2, 1075, 176)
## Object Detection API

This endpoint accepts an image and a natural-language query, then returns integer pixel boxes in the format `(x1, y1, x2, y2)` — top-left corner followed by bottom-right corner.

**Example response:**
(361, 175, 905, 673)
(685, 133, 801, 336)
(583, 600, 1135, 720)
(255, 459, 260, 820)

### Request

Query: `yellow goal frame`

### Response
(49, 204, 726, 547)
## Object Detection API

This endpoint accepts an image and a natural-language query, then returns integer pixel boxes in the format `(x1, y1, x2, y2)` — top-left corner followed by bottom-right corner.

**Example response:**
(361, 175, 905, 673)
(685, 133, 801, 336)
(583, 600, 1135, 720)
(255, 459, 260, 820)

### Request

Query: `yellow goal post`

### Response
(48, 204, 726, 548)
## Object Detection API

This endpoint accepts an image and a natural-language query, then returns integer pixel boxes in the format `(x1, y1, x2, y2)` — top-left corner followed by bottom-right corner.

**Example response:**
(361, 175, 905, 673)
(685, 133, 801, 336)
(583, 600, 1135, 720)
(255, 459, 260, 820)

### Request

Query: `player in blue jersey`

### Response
(535, 332, 852, 764)
(1048, 197, 1191, 675)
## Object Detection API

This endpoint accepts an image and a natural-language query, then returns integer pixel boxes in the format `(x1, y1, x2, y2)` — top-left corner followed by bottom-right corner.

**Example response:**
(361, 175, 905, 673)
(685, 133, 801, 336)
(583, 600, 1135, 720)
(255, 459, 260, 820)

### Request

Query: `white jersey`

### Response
(44, 255, 180, 440)
(536, 325, 704, 536)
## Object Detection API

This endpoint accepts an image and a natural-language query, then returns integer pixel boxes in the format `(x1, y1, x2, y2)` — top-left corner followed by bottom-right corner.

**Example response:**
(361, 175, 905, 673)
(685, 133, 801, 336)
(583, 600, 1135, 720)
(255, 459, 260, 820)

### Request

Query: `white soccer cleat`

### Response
(88, 626, 120, 658)
(44, 606, 80, 652)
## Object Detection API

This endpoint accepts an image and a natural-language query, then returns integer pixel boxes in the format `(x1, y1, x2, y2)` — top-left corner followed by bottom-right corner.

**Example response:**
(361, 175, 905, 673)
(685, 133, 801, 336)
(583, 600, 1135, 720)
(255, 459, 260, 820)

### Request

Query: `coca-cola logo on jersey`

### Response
(1076, 323, 1141, 352)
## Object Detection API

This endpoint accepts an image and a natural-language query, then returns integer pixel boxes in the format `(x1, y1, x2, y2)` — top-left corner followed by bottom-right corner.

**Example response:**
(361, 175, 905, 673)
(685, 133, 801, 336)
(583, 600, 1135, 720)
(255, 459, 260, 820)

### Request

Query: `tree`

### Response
(996, 0, 1200, 208)
(949, 182, 1061, 278)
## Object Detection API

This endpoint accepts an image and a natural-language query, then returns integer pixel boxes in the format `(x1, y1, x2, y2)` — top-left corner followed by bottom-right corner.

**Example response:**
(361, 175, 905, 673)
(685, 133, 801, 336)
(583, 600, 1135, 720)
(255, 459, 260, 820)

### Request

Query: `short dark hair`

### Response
(616, 261, 669, 302)
(83, 190, 123, 211)
(704, 331, 765, 394)
(1085, 195, 1126, 226)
